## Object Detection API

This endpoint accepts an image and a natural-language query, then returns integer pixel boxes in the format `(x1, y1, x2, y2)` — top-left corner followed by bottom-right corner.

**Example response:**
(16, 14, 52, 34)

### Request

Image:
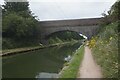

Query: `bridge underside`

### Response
(38, 18, 101, 43)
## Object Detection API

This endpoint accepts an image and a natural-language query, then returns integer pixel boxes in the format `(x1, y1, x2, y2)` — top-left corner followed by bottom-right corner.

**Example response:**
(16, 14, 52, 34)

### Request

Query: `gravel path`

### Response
(78, 46, 102, 78)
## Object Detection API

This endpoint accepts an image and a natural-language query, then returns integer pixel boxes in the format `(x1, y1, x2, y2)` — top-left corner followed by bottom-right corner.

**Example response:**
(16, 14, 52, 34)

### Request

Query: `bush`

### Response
(90, 22, 118, 78)
(3, 12, 38, 39)
(47, 30, 84, 44)
(2, 1, 40, 49)
(2, 38, 15, 49)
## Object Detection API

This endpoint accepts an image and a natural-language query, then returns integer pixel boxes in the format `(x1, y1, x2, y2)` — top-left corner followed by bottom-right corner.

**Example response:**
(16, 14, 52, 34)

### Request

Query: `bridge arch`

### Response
(45, 30, 86, 39)
(40, 25, 99, 40)
(38, 18, 101, 43)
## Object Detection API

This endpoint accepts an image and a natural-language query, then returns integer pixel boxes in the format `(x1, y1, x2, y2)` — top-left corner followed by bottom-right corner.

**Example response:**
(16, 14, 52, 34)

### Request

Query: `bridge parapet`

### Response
(39, 18, 101, 27)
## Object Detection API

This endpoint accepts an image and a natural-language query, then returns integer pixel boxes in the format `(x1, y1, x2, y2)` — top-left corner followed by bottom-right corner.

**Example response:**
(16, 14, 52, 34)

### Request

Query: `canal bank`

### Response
(1, 41, 79, 56)
(58, 45, 84, 78)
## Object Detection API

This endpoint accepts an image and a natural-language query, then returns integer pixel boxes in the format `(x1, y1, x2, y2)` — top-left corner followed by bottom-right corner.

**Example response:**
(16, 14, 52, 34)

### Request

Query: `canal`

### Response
(2, 42, 82, 78)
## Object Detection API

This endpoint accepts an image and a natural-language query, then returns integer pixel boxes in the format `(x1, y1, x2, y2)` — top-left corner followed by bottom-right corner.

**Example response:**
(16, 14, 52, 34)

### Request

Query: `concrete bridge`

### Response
(38, 18, 102, 42)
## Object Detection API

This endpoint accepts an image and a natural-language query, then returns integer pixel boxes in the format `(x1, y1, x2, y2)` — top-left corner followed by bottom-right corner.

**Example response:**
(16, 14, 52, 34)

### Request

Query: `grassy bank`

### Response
(59, 45, 84, 79)
(2, 38, 40, 50)
(1, 41, 79, 56)
(88, 22, 119, 78)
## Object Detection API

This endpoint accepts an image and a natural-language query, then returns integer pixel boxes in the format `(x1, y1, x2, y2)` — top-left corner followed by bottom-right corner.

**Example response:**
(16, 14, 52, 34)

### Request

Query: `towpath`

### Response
(77, 46, 102, 78)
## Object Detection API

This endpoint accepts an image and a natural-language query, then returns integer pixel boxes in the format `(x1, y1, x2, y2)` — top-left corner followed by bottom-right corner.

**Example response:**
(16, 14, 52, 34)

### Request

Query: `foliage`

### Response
(2, 1, 39, 49)
(109, 0, 120, 20)
(90, 1, 119, 77)
(101, 0, 120, 25)
(88, 37, 96, 48)
(48, 37, 63, 44)
(2, 38, 15, 49)
(2, 1, 30, 15)
(47, 30, 84, 44)
(3, 12, 38, 38)
(2, 37, 40, 49)
(89, 22, 118, 78)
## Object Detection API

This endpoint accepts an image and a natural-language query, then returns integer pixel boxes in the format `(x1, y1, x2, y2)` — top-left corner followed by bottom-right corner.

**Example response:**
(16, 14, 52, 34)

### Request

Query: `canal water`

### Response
(2, 42, 82, 78)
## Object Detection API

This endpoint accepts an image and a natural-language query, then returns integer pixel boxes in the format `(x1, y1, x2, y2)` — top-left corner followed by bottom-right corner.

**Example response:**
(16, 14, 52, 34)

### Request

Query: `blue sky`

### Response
(0, 0, 117, 21)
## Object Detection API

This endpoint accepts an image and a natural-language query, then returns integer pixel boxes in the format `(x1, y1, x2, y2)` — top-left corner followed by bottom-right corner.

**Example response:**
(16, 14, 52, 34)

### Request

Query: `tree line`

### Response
(1, 0, 85, 49)
(2, 1, 39, 39)
(2, 0, 40, 49)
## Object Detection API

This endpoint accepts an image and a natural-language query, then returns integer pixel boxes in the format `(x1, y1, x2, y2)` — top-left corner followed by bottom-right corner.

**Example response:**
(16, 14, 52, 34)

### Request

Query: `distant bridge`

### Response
(38, 18, 102, 43)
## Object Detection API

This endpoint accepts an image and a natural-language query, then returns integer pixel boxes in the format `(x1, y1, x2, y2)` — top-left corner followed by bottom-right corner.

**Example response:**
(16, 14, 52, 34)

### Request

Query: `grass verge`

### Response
(88, 22, 119, 78)
(59, 45, 84, 79)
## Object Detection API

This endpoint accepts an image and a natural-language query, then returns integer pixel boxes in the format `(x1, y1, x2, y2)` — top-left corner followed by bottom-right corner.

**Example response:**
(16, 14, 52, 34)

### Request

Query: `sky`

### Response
(0, 0, 117, 21)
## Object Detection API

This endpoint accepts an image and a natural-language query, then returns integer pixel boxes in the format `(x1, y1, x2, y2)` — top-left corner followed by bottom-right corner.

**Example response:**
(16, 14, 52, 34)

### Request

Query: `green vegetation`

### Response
(89, 23, 118, 78)
(59, 45, 84, 79)
(48, 37, 63, 44)
(2, 42, 76, 56)
(89, 22, 118, 78)
(88, 1, 119, 78)
(2, 1, 84, 50)
(2, 1, 40, 49)
(101, 0, 119, 25)
(47, 30, 84, 44)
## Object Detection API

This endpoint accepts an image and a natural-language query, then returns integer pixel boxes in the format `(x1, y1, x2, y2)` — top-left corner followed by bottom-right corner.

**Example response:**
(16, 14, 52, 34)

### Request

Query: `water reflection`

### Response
(2, 42, 82, 78)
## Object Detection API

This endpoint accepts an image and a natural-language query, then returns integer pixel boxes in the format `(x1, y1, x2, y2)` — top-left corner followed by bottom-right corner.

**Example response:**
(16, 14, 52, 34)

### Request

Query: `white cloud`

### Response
(29, 1, 116, 21)
(0, 0, 117, 21)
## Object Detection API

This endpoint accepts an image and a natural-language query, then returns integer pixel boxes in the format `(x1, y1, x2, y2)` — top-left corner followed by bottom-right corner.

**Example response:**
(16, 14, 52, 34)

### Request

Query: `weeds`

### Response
(88, 22, 118, 78)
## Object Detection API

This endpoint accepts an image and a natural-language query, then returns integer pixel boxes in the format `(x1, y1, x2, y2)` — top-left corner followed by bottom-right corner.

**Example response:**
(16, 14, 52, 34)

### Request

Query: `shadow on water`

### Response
(2, 42, 82, 78)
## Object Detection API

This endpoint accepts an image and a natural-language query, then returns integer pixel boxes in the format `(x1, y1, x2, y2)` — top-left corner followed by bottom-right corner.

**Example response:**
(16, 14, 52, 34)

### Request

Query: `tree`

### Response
(2, 0, 36, 18)
(3, 0, 29, 12)
(3, 13, 38, 38)
(2, 0, 39, 39)
(101, 0, 120, 25)
(110, 0, 120, 20)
